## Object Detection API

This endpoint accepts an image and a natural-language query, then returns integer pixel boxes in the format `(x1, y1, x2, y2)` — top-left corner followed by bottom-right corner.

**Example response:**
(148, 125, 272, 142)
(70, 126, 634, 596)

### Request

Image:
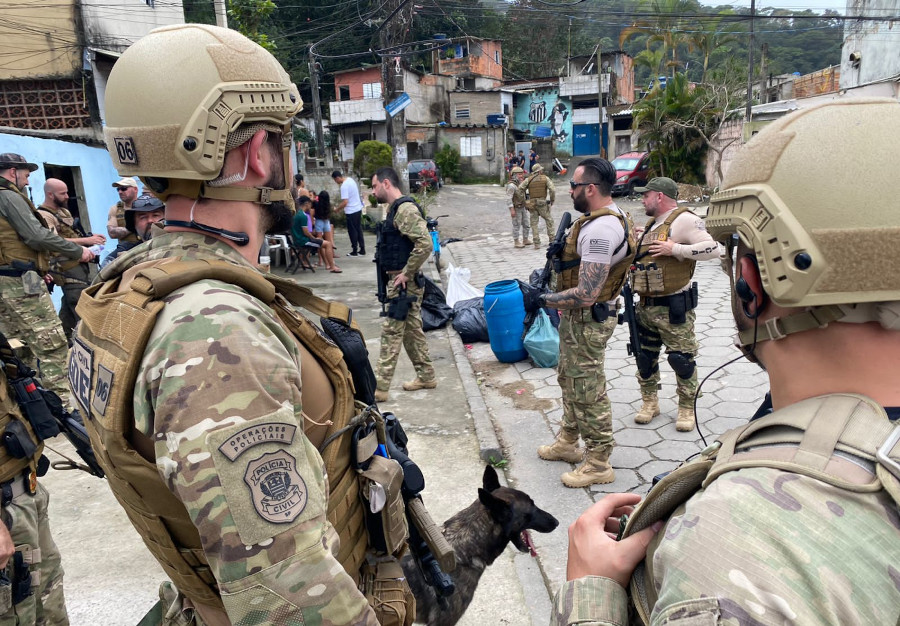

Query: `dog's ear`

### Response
(482, 465, 501, 492)
(478, 488, 510, 522)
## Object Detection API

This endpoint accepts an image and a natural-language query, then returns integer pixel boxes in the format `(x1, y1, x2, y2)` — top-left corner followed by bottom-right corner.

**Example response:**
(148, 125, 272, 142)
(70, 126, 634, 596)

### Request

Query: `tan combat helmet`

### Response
(531, 163, 543, 173)
(103, 25, 302, 206)
(510, 166, 524, 175)
(706, 98, 900, 346)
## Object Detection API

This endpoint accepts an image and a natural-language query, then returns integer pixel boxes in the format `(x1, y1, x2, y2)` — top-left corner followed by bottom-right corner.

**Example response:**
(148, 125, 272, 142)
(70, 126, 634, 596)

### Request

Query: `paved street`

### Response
(42, 180, 768, 625)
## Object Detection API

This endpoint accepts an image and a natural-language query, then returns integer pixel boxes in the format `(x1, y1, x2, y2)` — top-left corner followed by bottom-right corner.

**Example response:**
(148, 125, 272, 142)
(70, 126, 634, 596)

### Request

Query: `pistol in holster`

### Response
(386, 287, 417, 321)
(0, 551, 33, 611)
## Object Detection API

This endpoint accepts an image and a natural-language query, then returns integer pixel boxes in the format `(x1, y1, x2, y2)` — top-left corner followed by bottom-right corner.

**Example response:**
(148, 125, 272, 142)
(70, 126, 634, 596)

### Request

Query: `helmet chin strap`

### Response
(165, 197, 251, 247)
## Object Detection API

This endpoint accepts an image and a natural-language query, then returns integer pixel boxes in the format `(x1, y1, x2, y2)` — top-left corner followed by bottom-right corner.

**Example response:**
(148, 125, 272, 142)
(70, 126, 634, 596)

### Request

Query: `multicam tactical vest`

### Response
(527, 174, 549, 202)
(115, 201, 141, 243)
(0, 179, 50, 274)
(38, 204, 84, 282)
(622, 393, 900, 625)
(556, 208, 636, 302)
(73, 259, 377, 614)
(633, 207, 696, 296)
(0, 336, 44, 484)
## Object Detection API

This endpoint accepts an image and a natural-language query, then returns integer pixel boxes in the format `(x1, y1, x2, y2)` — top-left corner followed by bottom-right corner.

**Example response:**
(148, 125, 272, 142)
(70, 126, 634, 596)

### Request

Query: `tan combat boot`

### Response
(522, 239, 533, 246)
(402, 378, 437, 391)
(561, 450, 615, 488)
(676, 406, 696, 432)
(514, 239, 523, 248)
(374, 390, 389, 402)
(537, 431, 583, 463)
(634, 394, 660, 425)
(534, 242, 542, 249)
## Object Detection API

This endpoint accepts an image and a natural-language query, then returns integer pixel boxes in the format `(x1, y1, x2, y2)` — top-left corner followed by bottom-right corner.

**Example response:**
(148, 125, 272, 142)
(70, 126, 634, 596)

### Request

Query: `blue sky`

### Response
(701, 0, 847, 12)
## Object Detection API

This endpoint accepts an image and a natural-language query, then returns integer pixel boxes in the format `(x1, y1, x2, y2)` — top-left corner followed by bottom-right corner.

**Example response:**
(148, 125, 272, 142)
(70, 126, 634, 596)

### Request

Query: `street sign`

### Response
(385, 92, 412, 117)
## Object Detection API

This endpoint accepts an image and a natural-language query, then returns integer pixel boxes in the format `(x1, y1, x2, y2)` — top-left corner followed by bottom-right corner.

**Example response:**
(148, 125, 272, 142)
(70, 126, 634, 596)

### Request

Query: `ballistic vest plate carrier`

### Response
(73, 258, 372, 612)
(633, 206, 696, 296)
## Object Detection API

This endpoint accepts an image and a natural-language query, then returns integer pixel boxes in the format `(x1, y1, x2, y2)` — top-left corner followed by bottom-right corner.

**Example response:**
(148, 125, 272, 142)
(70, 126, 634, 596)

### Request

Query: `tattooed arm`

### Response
(544, 261, 611, 310)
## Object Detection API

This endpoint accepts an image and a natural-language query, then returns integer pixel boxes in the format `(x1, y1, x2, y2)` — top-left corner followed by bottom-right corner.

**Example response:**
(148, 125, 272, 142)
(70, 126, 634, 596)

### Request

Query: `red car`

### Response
(610, 151, 651, 196)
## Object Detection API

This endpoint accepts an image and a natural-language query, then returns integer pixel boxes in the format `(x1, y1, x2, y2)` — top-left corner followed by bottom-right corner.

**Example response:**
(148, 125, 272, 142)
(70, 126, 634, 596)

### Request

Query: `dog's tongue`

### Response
(521, 530, 537, 557)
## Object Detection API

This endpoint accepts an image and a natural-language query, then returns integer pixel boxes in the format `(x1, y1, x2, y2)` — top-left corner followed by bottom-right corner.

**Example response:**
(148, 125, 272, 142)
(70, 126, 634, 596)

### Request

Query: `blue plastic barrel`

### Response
(484, 280, 528, 363)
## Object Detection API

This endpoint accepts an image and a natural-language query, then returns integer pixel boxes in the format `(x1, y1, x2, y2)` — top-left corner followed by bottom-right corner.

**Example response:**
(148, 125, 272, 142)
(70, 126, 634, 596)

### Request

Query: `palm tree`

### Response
(687, 16, 739, 83)
(619, 0, 694, 79)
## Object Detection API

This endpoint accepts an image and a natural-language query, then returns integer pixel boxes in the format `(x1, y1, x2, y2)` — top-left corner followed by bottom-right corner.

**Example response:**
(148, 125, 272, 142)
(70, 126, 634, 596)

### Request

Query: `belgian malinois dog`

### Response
(402, 465, 559, 626)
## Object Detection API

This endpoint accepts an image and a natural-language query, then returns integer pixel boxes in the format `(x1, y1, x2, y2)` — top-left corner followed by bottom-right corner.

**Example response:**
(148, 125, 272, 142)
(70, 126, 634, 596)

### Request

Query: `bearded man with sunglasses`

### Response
(525, 158, 635, 487)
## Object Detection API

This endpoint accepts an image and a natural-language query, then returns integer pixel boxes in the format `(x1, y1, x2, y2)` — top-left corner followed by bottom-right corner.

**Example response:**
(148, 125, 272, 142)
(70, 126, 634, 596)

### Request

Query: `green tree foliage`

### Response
(228, 0, 277, 52)
(353, 141, 393, 178)
(434, 143, 460, 181)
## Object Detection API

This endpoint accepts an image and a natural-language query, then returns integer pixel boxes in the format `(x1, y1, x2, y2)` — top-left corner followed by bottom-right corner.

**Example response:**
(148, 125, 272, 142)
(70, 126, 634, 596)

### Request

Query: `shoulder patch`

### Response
(219, 423, 296, 461)
(244, 450, 308, 523)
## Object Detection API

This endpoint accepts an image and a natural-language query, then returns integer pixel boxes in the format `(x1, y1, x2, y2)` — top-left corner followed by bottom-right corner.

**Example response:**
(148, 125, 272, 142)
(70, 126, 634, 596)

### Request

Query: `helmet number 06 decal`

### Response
(113, 137, 138, 165)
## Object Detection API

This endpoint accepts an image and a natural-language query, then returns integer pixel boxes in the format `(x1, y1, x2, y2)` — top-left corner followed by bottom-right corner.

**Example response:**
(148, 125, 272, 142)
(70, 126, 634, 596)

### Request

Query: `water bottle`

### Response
(89, 244, 105, 257)
(258, 240, 271, 273)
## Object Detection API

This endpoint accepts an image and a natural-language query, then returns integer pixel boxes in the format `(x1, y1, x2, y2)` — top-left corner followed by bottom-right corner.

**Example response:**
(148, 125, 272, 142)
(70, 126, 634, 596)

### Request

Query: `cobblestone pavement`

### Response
(440, 194, 770, 596)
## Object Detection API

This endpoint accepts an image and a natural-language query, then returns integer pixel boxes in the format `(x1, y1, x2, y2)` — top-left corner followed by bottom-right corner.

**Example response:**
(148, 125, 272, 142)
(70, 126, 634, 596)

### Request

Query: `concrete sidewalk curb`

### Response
(440, 243, 504, 464)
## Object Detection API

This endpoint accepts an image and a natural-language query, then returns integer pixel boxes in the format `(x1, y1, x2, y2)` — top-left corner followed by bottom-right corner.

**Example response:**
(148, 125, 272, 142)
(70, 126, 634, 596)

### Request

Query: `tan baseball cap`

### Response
(112, 177, 139, 189)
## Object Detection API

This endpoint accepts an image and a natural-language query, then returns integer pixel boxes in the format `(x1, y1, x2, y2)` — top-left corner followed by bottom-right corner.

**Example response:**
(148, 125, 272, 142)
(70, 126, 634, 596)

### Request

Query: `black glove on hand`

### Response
(523, 289, 545, 314)
(545, 241, 564, 260)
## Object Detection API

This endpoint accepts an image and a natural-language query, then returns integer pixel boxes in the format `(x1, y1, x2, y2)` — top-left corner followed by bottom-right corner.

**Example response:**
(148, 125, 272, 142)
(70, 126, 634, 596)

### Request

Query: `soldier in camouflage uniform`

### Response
(629, 177, 719, 431)
(553, 99, 900, 625)
(517, 163, 555, 248)
(0, 154, 93, 408)
(0, 332, 69, 626)
(524, 158, 634, 488)
(37, 178, 106, 341)
(506, 166, 531, 248)
(70, 25, 378, 625)
(372, 166, 436, 403)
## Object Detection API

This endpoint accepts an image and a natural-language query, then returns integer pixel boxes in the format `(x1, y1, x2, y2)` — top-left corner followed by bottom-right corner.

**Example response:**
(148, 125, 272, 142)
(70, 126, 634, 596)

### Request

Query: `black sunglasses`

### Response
(569, 180, 593, 190)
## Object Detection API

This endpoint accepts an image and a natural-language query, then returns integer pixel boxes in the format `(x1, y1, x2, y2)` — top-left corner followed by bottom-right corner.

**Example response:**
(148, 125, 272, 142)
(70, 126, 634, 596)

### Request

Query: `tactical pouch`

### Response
(590, 302, 613, 323)
(9, 550, 32, 605)
(631, 268, 649, 293)
(360, 558, 415, 626)
(688, 281, 699, 309)
(2, 421, 37, 459)
(21, 271, 44, 297)
(10, 378, 60, 441)
(646, 265, 665, 293)
(358, 455, 409, 556)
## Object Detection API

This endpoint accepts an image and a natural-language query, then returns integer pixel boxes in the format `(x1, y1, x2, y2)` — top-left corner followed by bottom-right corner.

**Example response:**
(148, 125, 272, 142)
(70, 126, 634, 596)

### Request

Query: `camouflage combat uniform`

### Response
(375, 200, 435, 392)
(506, 178, 530, 244)
(517, 171, 555, 245)
(556, 208, 632, 463)
(633, 209, 718, 408)
(37, 203, 95, 341)
(78, 232, 377, 625)
(0, 333, 68, 626)
(0, 484, 68, 626)
(552, 399, 900, 625)
(0, 178, 81, 407)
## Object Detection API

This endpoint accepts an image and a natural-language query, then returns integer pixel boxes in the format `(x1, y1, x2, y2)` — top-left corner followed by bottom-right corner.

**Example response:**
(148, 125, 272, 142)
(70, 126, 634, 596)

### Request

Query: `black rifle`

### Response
(524, 211, 573, 328)
(374, 223, 418, 320)
(382, 413, 456, 607)
(0, 333, 104, 478)
(619, 274, 651, 378)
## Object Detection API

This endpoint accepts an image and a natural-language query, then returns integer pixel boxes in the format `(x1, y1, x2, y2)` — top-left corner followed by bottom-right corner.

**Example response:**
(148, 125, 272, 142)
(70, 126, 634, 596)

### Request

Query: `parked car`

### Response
(408, 159, 442, 191)
(610, 151, 651, 196)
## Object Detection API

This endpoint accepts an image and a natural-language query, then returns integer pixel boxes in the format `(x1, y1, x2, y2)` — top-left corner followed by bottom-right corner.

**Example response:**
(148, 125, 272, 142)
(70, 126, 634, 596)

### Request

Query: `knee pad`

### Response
(637, 352, 658, 379)
(667, 351, 696, 379)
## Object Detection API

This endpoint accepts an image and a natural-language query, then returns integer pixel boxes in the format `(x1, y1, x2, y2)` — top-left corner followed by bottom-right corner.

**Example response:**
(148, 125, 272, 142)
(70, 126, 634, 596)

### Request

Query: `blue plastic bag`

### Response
(523, 309, 559, 368)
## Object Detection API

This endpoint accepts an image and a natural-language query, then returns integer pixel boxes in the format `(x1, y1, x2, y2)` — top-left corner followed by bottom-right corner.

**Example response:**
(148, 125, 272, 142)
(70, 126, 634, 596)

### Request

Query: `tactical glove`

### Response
(523, 290, 546, 314)
(545, 241, 564, 260)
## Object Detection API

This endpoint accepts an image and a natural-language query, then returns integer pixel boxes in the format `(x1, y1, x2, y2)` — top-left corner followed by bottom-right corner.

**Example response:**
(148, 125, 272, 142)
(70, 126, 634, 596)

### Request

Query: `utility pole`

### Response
(308, 49, 332, 169)
(380, 0, 412, 192)
(759, 43, 768, 104)
(745, 0, 755, 122)
(213, 0, 227, 28)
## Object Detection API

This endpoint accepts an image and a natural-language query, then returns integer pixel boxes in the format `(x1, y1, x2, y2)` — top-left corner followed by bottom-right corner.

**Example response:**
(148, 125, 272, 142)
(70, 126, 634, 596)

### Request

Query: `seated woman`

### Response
(292, 196, 341, 272)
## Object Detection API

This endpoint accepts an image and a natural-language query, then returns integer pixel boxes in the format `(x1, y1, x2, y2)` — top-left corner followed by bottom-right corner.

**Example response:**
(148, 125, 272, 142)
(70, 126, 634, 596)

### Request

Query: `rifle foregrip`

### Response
(408, 497, 456, 573)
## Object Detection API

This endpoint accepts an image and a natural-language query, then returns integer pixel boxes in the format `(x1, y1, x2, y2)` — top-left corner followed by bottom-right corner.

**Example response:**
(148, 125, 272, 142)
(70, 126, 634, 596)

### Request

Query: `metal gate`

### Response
(572, 124, 599, 156)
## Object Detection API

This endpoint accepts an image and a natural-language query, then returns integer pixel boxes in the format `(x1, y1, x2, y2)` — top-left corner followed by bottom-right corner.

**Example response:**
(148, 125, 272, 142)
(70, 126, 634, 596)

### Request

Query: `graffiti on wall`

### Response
(514, 89, 573, 154)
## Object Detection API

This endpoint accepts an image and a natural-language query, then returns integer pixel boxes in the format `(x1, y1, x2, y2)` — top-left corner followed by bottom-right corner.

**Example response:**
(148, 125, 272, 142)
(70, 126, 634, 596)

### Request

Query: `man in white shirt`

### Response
(332, 170, 365, 256)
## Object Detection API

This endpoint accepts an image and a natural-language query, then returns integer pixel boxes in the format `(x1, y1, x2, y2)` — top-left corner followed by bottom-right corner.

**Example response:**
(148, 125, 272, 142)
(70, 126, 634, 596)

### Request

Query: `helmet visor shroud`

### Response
(706, 98, 900, 348)
(103, 25, 303, 245)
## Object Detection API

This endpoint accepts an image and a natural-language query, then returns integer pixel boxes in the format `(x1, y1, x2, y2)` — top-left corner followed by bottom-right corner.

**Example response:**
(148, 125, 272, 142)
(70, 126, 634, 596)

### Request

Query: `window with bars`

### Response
(363, 82, 382, 99)
(460, 136, 481, 157)
(455, 104, 470, 119)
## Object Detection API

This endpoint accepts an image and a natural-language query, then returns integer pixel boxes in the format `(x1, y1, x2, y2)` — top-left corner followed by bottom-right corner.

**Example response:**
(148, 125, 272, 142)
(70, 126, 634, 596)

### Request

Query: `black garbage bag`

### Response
(451, 297, 489, 343)
(421, 276, 453, 331)
(521, 273, 560, 330)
